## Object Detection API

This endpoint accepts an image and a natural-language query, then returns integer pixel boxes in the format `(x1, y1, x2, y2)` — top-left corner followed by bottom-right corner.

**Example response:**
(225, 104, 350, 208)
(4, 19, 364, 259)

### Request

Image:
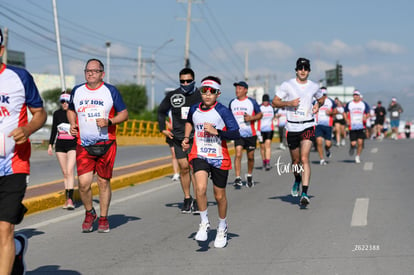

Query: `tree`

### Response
(117, 84, 147, 115)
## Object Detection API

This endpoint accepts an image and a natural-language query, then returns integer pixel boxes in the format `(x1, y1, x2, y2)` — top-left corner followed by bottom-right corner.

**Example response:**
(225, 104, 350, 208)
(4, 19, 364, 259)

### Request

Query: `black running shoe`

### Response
(181, 197, 193, 213)
(192, 199, 200, 214)
(349, 146, 356, 156)
(246, 175, 254, 188)
(233, 177, 242, 186)
(12, 233, 28, 275)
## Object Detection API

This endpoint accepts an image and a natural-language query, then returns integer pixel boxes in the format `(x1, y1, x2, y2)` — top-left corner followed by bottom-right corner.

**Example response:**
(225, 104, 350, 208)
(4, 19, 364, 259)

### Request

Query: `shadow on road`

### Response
(108, 214, 140, 230)
(28, 265, 81, 274)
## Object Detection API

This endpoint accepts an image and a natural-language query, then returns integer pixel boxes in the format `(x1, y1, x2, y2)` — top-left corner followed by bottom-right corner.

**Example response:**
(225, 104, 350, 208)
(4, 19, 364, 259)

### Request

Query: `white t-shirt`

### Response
(275, 78, 323, 132)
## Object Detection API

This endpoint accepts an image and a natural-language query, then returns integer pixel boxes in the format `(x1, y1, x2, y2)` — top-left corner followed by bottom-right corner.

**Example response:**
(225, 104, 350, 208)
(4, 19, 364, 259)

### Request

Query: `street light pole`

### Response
(151, 38, 174, 110)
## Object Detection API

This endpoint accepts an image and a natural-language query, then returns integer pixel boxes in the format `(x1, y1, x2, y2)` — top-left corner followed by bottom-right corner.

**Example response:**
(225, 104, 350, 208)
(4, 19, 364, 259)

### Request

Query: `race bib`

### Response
(336, 114, 344, 120)
(181, 107, 190, 120)
(57, 123, 70, 133)
(197, 136, 223, 159)
(85, 107, 105, 122)
(392, 111, 399, 117)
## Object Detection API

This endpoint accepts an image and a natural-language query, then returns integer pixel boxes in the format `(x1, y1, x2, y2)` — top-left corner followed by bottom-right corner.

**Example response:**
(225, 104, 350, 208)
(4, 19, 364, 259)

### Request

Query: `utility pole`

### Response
(177, 0, 201, 68)
(52, 0, 66, 92)
(244, 49, 249, 82)
(105, 41, 111, 83)
(137, 46, 142, 85)
(184, 0, 192, 68)
(2, 28, 8, 64)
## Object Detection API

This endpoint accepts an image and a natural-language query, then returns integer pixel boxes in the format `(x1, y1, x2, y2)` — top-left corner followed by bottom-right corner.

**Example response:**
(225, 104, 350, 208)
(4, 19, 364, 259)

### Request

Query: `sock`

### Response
(294, 174, 302, 183)
(14, 238, 22, 255)
(200, 209, 209, 224)
(218, 217, 227, 230)
(247, 174, 252, 177)
(302, 185, 309, 194)
(87, 208, 96, 216)
(65, 189, 69, 200)
(263, 160, 266, 166)
(68, 189, 74, 200)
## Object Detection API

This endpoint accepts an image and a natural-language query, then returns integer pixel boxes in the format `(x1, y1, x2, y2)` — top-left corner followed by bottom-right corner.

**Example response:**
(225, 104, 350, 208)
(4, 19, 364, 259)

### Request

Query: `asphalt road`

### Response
(29, 145, 171, 186)
(17, 138, 414, 274)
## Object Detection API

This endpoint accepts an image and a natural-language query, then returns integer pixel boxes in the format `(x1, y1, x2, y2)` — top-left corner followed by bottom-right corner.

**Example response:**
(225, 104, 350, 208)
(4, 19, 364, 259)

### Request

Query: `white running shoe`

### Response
(172, 173, 180, 181)
(355, 155, 361, 164)
(279, 143, 286, 150)
(195, 222, 210, 241)
(214, 227, 228, 248)
(320, 159, 327, 165)
(341, 139, 346, 146)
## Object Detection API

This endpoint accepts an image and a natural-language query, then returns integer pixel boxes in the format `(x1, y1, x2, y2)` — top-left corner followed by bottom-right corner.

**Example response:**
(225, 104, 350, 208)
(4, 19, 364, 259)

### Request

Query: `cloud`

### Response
(365, 40, 405, 54)
(309, 39, 363, 57)
(234, 40, 294, 59)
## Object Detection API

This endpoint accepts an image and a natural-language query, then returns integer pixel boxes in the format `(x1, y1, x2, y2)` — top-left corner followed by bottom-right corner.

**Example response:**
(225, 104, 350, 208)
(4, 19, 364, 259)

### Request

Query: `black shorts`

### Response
(172, 138, 192, 159)
(334, 119, 346, 125)
(287, 126, 315, 150)
(191, 158, 228, 189)
(375, 117, 385, 125)
(0, 174, 28, 224)
(234, 136, 257, 151)
(55, 139, 77, 153)
(165, 137, 174, 148)
(349, 129, 366, 141)
(260, 131, 274, 143)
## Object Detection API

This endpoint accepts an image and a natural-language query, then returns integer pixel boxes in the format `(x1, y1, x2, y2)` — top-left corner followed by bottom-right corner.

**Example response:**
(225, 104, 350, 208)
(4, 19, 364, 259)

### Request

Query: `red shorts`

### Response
(76, 141, 117, 179)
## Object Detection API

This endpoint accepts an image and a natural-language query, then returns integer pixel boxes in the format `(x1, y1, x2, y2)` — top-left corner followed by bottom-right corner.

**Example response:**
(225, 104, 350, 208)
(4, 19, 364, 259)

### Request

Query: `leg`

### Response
(356, 138, 364, 156)
(299, 140, 313, 188)
(65, 150, 77, 190)
(316, 137, 324, 160)
(234, 145, 243, 178)
(213, 185, 227, 219)
(0, 222, 15, 275)
(260, 143, 265, 165)
(170, 146, 180, 175)
(246, 149, 255, 175)
(55, 152, 69, 189)
(96, 175, 112, 217)
(194, 170, 208, 212)
(78, 171, 94, 211)
(177, 158, 191, 199)
(265, 139, 272, 161)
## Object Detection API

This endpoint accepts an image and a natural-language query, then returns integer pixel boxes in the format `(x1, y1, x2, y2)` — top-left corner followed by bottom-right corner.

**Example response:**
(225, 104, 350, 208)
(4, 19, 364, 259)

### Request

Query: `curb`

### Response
(22, 143, 241, 215)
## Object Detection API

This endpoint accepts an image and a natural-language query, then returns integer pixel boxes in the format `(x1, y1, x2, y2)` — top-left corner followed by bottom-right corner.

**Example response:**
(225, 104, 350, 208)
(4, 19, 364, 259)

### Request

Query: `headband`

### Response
(200, 80, 221, 90)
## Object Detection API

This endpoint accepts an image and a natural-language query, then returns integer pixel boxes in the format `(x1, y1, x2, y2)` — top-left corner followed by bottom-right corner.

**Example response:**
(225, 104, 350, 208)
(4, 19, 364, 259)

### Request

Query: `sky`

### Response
(1, 0, 413, 119)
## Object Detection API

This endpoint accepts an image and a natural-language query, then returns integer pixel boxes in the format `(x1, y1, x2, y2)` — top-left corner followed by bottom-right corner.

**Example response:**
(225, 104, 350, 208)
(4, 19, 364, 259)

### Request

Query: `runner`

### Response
(182, 76, 239, 248)
(344, 90, 370, 163)
(314, 87, 336, 165)
(275, 107, 288, 150)
(387, 98, 403, 140)
(229, 81, 262, 187)
(258, 94, 275, 170)
(333, 97, 347, 146)
(0, 27, 47, 274)
(272, 57, 324, 206)
(68, 58, 129, 233)
(158, 68, 201, 213)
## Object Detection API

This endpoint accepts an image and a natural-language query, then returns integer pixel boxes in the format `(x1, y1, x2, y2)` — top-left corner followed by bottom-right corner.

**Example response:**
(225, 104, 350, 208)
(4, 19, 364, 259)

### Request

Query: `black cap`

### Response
(233, 81, 248, 89)
(262, 94, 270, 102)
(0, 28, 3, 46)
(295, 57, 311, 71)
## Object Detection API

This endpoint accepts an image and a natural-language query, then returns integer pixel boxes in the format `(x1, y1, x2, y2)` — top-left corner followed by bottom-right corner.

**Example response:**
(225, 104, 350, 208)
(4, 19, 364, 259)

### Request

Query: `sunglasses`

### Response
(200, 86, 220, 95)
(60, 100, 69, 104)
(179, 79, 193, 84)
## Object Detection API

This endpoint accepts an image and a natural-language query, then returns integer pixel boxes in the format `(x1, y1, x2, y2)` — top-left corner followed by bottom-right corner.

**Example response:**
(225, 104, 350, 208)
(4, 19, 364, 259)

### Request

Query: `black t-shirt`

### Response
(157, 88, 202, 139)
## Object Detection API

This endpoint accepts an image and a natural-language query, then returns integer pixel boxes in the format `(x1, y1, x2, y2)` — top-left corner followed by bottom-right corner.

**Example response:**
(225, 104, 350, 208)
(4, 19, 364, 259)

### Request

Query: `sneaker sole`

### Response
(98, 228, 110, 233)
(214, 241, 227, 248)
(300, 198, 310, 206)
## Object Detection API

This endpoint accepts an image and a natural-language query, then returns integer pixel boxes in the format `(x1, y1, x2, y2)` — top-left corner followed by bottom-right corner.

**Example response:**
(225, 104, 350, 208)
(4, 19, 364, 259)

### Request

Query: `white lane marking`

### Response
(351, 198, 369, 227)
(363, 162, 373, 171)
(371, 148, 378, 153)
(20, 182, 176, 230)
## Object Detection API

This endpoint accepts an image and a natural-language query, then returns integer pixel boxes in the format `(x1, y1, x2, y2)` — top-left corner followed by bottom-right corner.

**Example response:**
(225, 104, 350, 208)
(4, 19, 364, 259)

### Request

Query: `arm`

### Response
(8, 107, 47, 145)
(67, 109, 78, 137)
(181, 122, 193, 150)
(97, 109, 129, 128)
(272, 96, 300, 108)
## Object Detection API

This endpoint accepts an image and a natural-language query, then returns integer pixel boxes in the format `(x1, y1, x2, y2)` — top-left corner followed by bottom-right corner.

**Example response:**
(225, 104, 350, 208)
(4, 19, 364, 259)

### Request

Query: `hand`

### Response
(312, 104, 319, 114)
(290, 98, 300, 107)
(47, 144, 53, 156)
(70, 124, 78, 136)
(204, 122, 218, 135)
(162, 130, 174, 139)
(8, 126, 31, 145)
(96, 118, 109, 128)
(181, 137, 190, 151)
